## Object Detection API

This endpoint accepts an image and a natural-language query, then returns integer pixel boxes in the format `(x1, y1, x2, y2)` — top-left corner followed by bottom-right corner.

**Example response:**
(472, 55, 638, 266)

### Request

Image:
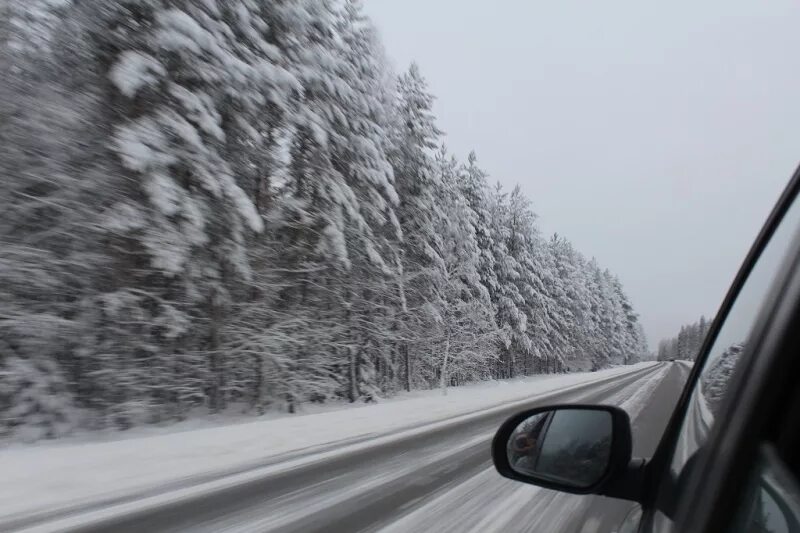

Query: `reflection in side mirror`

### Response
(506, 409, 612, 488)
(493, 405, 639, 499)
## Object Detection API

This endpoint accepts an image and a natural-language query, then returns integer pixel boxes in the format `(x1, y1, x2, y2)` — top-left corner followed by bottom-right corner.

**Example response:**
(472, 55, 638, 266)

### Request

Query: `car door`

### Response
(641, 165, 800, 533)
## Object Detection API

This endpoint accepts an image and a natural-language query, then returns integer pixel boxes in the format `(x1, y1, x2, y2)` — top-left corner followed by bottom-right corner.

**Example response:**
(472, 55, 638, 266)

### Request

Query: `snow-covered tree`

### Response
(658, 316, 709, 361)
(703, 342, 744, 415)
(1, 0, 114, 431)
(458, 152, 500, 304)
(429, 147, 498, 392)
(0, 0, 649, 440)
(486, 184, 530, 377)
(388, 63, 444, 390)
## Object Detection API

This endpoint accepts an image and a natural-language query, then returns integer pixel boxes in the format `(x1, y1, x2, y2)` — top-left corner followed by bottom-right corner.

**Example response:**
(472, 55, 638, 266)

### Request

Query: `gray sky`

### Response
(365, 0, 800, 346)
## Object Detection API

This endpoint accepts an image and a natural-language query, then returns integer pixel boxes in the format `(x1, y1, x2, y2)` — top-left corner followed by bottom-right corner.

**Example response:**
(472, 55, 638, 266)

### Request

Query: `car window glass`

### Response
(670, 195, 800, 475)
(650, 193, 800, 533)
(731, 449, 800, 533)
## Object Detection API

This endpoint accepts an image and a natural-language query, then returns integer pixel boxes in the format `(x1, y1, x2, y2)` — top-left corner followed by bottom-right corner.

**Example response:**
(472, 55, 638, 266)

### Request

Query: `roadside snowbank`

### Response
(0, 362, 656, 525)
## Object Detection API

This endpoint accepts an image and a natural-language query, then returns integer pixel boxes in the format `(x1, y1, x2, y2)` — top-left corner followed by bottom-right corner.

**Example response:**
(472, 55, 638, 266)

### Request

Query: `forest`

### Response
(1, 0, 647, 440)
(657, 316, 710, 361)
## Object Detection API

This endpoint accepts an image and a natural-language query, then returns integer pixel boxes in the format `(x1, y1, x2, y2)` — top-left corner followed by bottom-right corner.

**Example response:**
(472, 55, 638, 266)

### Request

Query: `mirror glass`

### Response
(506, 408, 613, 488)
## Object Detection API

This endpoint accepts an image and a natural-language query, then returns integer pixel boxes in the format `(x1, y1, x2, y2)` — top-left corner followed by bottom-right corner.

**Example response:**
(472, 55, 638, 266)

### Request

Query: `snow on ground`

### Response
(0, 362, 654, 524)
(605, 362, 672, 420)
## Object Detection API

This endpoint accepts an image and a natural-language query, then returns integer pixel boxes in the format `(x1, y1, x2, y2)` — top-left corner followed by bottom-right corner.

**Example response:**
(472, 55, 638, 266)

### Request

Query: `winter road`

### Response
(16, 362, 689, 533)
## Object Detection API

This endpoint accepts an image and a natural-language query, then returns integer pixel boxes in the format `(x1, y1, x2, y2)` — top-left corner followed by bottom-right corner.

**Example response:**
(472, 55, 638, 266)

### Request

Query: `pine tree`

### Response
(388, 63, 443, 390)
(659, 315, 711, 362)
(1, 0, 116, 432)
(548, 235, 588, 369)
(330, 0, 403, 401)
(458, 152, 500, 304)
(99, 0, 271, 422)
(430, 147, 498, 392)
(487, 184, 529, 378)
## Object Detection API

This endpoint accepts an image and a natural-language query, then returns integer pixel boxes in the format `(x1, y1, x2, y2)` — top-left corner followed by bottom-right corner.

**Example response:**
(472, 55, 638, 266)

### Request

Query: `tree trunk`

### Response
(349, 347, 358, 402)
(209, 292, 224, 412)
(345, 283, 358, 403)
(439, 332, 451, 395)
(397, 256, 411, 392)
(286, 393, 295, 414)
(403, 343, 411, 392)
(252, 353, 263, 414)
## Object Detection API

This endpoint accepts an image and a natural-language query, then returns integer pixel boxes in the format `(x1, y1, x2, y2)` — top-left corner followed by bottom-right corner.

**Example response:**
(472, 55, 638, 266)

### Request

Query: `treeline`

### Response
(702, 342, 743, 416)
(1, 0, 646, 440)
(657, 316, 710, 361)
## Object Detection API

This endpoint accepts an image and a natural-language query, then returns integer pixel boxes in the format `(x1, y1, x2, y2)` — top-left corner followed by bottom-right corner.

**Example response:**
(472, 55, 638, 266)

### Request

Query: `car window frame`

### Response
(639, 163, 800, 530)
(676, 222, 800, 533)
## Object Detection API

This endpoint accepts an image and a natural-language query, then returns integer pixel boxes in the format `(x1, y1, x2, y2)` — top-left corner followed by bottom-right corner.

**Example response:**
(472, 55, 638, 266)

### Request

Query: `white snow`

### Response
(156, 9, 211, 56)
(103, 202, 146, 232)
(697, 381, 714, 428)
(179, 196, 209, 245)
(109, 51, 165, 98)
(225, 179, 264, 232)
(145, 172, 182, 216)
(143, 220, 191, 274)
(159, 109, 205, 152)
(168, 83, 225, 141)
(607, 362, 672, 420)
(0, 363, 655, 526)
(113, 118, 176, 173)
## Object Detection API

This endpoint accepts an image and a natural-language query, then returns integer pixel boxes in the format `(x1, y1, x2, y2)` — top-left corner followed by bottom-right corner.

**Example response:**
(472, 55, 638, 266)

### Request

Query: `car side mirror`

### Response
(492, 405, 645, 502)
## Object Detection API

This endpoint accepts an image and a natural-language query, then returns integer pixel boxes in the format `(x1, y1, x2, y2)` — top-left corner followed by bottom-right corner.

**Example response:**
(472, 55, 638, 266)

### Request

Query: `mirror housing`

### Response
(492, 404, 646, 502)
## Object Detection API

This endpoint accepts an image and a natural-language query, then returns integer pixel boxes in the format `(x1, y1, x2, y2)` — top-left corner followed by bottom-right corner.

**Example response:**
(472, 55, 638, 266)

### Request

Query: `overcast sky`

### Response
(365, 0, 800, 346)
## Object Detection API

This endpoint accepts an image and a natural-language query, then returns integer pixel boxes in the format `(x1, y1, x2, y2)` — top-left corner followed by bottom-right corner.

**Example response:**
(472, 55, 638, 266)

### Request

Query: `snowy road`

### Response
(31, 362, 689, 533)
